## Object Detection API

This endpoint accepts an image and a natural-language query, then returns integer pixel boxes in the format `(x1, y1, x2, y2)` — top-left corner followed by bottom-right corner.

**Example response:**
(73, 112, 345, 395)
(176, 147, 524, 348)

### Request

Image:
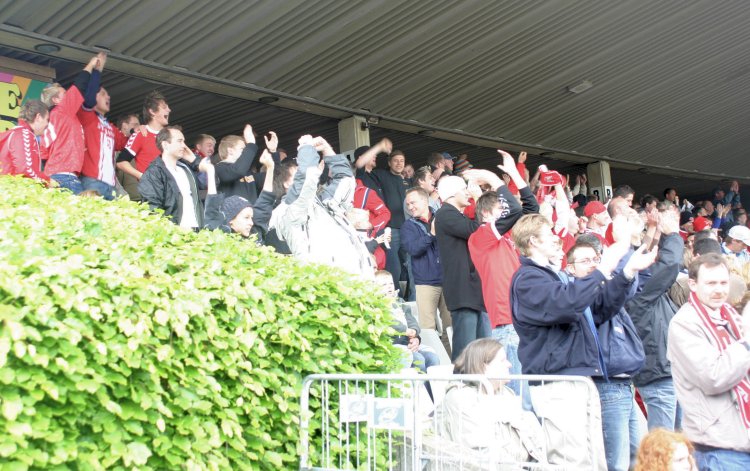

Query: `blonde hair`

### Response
(194, 134, 216, 146)
(218, 135, 245, 161)
(512, 214, 552, 257)
(41, 83, 64, 107)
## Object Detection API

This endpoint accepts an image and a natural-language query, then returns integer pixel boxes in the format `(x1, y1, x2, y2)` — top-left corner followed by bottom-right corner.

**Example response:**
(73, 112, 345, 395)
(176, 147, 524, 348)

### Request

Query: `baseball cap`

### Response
(728, 225, 750, 245)
(692, 216, 711, 233)
(584, 201, 607, 218)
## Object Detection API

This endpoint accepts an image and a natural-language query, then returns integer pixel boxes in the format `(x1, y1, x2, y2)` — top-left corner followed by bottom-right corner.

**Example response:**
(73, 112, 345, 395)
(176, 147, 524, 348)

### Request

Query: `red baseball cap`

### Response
(693, 216, 711, 232)
(584, 201, 607, 218)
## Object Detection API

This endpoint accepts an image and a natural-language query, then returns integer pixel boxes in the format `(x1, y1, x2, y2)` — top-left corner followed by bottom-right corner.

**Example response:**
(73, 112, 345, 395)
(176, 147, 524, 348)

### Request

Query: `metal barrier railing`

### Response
(299, 373, 602, 470)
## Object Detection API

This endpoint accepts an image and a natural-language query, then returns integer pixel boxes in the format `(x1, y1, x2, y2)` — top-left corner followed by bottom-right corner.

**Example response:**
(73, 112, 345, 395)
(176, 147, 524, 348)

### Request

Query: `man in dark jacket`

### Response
(203, 148, 275, 245)
(510, 212, 656, 469)
(626, 203, 684, 431)
(434, 175, 488, 360)
(566, 240, 645, 471)
(402, 187, 451, 356)
(139, 126, 208, 229)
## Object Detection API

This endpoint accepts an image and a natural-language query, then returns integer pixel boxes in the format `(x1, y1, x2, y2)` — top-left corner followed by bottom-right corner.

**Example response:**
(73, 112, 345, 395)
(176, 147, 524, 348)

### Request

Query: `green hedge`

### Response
(0, 177, 401, 470)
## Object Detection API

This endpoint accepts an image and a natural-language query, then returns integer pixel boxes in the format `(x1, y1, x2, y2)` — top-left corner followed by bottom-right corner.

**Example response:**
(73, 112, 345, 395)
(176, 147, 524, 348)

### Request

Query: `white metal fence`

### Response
(299, 373, 603, 470)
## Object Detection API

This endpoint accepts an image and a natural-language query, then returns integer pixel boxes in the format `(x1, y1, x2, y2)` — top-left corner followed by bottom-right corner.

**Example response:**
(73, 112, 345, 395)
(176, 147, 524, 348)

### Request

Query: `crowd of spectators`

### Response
(3, 52, 750, 470)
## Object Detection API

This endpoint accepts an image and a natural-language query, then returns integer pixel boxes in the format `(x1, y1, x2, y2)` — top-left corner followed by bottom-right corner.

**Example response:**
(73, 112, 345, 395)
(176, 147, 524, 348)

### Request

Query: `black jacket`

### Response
(626, 233, 684, 386)
(138, 157, 203, 227)
(215, 143, 260, 203)
(434, 203, 484, 312)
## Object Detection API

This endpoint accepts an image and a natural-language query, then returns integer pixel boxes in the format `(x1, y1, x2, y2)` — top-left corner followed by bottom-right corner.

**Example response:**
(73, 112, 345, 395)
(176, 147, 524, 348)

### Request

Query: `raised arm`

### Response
(354, 138, 392, 169)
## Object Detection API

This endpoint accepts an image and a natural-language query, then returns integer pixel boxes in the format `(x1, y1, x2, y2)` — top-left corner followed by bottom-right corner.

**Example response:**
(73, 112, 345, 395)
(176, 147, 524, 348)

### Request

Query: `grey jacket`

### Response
(668, 302, 750, 452)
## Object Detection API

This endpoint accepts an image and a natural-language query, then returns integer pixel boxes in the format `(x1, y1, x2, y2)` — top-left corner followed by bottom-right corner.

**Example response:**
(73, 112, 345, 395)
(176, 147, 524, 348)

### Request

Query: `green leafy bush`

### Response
(0, 177, 401, 470)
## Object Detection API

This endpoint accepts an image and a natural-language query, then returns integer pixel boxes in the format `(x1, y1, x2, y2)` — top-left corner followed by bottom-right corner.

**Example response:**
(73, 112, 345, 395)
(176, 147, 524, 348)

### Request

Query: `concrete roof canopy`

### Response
(1, 0, 749, 199)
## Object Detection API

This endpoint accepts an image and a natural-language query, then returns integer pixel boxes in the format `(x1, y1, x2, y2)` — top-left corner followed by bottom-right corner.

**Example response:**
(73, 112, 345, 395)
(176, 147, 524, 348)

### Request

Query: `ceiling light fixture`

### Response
(567, 80, 593, 94)
(34, 43, 60, 53)
(258, 96, 278, 104)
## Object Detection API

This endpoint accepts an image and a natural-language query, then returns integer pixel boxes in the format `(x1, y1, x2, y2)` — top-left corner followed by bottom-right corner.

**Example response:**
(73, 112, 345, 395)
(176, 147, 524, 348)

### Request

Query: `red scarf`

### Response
(690, 291, 750, 431)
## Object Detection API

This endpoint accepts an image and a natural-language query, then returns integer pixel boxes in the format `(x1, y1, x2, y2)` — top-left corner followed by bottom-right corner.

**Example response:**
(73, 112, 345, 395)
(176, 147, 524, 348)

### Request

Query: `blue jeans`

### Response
(450, 309, 491, 361)
(637, 377, 679, 431)
(629, 398, 645, 465)
(385, 228, 403, 294)
(596, 380, 641, 471)
(81, 176, 116, 200)
(51, 173, 83, 195)
(492, 324, 522, 394)
(412, 349, 440, 373)
(695, 448, 750, 470)
(404, 252, 416, 301)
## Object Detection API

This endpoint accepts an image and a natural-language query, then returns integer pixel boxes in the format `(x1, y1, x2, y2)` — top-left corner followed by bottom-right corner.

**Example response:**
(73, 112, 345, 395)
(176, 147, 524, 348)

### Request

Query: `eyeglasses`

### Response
(571, 257, 601, 265)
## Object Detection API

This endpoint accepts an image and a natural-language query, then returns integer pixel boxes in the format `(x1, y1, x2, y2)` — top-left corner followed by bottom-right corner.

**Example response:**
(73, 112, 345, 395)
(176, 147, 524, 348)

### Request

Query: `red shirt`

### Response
(353, 183, 391, 234)
(41, 86, 85, 175)
(124, 126, 160, 173)
(354, 183, 391, 270)
(78, 109, 128, 185)
(468, 223, 520, 327)
(0, 120, 49, 182)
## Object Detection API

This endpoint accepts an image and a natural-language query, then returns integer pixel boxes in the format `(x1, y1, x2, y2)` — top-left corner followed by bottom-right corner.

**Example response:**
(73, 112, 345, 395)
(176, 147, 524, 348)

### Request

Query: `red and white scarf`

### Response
(690, 291, 750, 431)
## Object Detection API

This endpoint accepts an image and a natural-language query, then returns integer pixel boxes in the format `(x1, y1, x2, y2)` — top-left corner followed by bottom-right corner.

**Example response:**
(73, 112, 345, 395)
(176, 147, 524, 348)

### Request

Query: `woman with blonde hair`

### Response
(635, 428, 696, 471)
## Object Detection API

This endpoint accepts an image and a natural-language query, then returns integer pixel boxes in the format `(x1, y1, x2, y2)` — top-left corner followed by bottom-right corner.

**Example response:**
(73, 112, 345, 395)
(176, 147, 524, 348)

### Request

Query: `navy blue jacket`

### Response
(511, 257, 635, 376)
(401, 212, 442, 286)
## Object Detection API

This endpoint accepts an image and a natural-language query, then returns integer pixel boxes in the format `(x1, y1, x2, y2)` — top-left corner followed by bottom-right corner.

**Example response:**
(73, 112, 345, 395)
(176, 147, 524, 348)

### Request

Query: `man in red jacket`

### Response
(40, 53, 103, 193)
(468, 151, 538, 393)
(0, 100, 51, 184)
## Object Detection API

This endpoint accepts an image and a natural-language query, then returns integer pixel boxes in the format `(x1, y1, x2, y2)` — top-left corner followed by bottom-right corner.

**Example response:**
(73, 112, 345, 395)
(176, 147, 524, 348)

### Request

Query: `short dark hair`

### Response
(640, 194, 658, 208)
(388, 150, 405, 161)
(272, 159, 299, 199)
(405, 187, 429, 201)
(155, 125, 182, 152)
(575, 233, 603, 254)
(115, 113, 139, 129)
(692, 238, 721, 257)
(143, 90, 166, 124)
(613, 184, 635, 199)
(18, 100, 48, 122)
(566, 241, 600, 264)
(688, 253, 728, 281)
(414, 165, 432, 183)
(427, 152, 444, 167)
(663, 187, 677, 198)
(475, 191, 498, 224)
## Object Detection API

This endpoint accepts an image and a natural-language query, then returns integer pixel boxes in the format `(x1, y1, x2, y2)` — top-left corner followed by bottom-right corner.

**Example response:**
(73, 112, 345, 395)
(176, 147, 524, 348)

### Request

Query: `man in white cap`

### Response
(722, 225, 750, 267)
(434, 175, 490, 360)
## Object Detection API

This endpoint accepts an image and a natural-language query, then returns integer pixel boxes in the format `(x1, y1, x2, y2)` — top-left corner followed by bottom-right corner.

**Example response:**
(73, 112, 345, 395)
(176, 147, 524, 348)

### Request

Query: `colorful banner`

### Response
(1, 72, 49, 132)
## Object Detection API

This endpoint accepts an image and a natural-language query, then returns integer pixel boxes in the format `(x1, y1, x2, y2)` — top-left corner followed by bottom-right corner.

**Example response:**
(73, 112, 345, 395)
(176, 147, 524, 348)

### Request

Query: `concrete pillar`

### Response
(586, 161, 613, 202)
(338, 116, 370, 162)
